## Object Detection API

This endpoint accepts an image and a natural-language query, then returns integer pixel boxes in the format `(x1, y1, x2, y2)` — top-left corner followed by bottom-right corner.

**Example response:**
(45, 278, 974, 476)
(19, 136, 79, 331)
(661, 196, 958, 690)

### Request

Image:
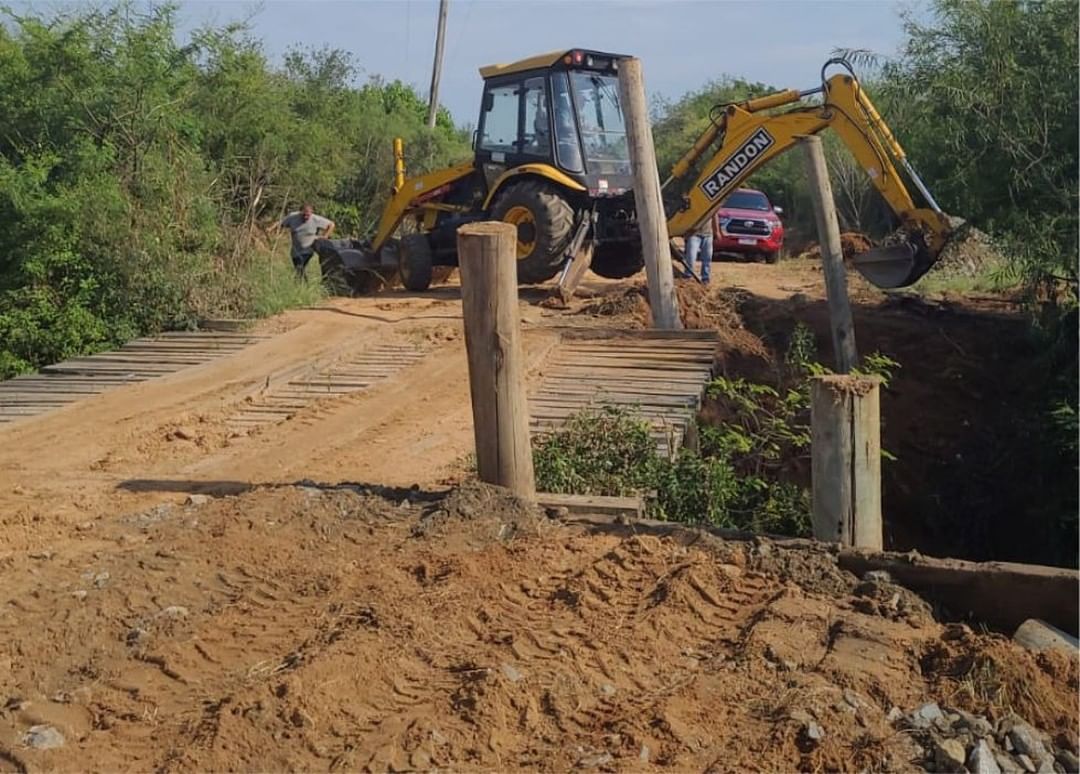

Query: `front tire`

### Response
(490, 180, 575, 284)
(399, 233, 434, 291)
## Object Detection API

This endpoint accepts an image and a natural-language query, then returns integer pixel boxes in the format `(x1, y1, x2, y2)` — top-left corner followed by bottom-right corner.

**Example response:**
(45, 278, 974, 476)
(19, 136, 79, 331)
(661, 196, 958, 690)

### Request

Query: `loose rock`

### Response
(957, 710, 995, 738)
(500, 663, 524, 683)
(1055, 750, 1080, 773)
(1010, 724, 1051, 763)
(996, 751, 1027, 774)
(935, 738, 967, 772)
(969, 739, 1004, 774)
(185, 494, 210, 506)
(910, 701, 945, 729)
(576, 751, 613, 769)
(22, 725, 65, 750)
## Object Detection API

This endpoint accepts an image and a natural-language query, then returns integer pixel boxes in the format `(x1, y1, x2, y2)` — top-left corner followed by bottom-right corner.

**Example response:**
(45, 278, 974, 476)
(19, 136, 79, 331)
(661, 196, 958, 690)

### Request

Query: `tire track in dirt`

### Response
(0, 485, 1075, 772)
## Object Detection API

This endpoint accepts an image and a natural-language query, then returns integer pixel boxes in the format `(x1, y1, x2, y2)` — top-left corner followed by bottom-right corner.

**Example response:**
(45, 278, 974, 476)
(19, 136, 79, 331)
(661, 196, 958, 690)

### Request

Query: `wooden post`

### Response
(618, 57, 681, 330)
(811, 375, 882, 549)
(425, 0, 449, 129)
(801, 136, 857, 373)
(457, 222, 536, 498)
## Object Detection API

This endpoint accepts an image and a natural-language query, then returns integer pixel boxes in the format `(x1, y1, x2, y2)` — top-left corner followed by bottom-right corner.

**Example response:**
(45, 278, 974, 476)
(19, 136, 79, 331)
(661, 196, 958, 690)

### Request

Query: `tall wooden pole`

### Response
(617, 57, 681, 330)
(801, 136, 857, 373)
(457, 222, 536, 498)
(811, 375, 882, 549)
(426, 0, 449, 129)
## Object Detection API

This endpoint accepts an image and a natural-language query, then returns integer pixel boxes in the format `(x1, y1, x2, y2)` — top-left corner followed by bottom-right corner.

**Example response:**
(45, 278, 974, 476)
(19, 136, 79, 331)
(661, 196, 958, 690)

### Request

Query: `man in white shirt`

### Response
(277, 203, 335, 280)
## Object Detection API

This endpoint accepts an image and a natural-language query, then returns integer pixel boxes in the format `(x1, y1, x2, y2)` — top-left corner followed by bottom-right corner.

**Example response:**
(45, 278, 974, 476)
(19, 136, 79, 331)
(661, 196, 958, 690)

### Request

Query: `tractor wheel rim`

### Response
(503, 206, 537, 259)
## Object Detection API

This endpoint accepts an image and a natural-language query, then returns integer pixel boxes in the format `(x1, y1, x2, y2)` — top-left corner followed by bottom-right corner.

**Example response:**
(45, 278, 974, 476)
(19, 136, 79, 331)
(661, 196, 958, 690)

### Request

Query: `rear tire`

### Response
(764, 251, 780, 265)
(399, 233, 434, 292)
(591, 241, 645, 279)
(490, 180, 575, 284)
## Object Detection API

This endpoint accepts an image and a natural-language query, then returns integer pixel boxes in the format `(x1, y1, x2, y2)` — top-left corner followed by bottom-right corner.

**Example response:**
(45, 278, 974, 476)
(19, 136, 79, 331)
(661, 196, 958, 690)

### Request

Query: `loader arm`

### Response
(664, 67, 953, 288)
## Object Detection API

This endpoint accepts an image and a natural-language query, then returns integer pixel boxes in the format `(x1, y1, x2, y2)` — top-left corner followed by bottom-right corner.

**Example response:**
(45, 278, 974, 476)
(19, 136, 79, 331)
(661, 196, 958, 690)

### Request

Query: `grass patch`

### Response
(912, 258, 1012, 296)
(243, 252, 328, 319)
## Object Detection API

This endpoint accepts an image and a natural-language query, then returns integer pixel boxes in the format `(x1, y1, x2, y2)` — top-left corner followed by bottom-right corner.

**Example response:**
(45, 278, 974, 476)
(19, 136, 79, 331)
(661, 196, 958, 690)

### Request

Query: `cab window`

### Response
(551, 71, 583, 173)
(478, 84, 518, 153)
(521, 77, 549, 157)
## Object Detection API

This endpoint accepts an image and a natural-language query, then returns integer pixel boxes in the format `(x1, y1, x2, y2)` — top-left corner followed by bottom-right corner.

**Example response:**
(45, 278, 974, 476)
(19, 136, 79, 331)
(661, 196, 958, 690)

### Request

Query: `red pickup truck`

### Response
(712, 187, 785, 264)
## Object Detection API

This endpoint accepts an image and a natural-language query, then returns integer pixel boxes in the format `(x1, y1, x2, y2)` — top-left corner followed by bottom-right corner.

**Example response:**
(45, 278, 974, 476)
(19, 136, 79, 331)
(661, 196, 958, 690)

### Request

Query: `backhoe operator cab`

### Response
(370, 49, 646, 292)
(466, 49, 642, 284)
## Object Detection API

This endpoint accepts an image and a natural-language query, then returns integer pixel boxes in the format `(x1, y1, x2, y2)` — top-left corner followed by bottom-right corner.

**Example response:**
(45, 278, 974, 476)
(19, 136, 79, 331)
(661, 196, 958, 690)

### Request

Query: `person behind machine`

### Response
(683, 217, 715, 284)
(275, 203, 335, 280)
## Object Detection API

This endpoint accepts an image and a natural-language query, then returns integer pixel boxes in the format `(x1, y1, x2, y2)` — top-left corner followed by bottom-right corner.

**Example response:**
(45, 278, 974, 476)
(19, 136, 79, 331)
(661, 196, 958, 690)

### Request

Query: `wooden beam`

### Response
(1013, 619, 1079, 655)
(536, 492, 644, 518)
(837, 552, 1079, 636)
(617, 58, 681, 330)
(458, 222, 536, 498)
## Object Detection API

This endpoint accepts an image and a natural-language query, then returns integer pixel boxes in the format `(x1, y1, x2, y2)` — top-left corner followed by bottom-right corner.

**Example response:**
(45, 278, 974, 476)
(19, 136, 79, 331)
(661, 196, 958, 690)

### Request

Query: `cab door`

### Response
(475, 74, 553, 194)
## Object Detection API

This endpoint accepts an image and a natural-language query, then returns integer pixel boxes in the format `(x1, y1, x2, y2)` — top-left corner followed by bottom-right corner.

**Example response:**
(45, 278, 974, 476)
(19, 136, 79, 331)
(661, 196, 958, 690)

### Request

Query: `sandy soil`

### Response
(0, 262, 1072, 772)
(1, 483, 1074, 772)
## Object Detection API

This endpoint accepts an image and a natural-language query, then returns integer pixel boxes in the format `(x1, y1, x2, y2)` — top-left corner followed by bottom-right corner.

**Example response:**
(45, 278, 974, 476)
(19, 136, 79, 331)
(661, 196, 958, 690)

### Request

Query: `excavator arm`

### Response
(664, 61, 953, 288)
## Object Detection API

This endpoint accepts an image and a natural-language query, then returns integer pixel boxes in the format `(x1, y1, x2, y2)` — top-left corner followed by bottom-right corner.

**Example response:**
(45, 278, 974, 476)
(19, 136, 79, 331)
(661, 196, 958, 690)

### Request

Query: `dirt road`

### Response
(0, 263, 1073, 772)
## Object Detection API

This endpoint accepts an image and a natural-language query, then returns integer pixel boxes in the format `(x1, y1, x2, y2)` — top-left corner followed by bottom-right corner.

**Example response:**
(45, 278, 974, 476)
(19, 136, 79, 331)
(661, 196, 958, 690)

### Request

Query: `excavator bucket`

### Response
(851, 242, 920, 289)
(851, 227, 946, 289)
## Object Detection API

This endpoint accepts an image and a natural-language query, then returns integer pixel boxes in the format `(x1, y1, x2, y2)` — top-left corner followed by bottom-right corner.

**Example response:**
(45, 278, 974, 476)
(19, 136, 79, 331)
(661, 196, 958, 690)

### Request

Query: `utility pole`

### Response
(618, 58, 681, 330)
(426, 0, 449, 129)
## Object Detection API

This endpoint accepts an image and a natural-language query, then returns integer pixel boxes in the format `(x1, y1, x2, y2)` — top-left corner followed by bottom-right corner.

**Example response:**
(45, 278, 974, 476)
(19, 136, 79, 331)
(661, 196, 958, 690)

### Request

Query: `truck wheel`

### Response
(764, 251, 780, 265)
(399, 233, 434, 292)
(591, 242, 645, 279)
(490, 180, 575, 284)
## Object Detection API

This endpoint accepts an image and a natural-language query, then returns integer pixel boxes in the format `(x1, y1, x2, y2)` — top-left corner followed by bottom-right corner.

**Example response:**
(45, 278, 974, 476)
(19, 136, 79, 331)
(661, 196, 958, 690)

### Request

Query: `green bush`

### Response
(533, 326, 902, 537)
(0, 4, 470, 378)
(533, 404, 811, 536)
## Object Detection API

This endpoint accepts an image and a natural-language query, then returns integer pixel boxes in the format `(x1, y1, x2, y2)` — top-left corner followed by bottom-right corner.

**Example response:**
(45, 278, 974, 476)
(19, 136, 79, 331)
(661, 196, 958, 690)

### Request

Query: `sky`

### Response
(43, 0, 929, 126)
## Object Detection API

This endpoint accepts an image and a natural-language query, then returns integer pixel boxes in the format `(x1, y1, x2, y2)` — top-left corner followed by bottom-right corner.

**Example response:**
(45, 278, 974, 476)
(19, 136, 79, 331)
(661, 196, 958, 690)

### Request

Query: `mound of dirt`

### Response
(0, 482, 1073, 772)
(925, 219, 1006, 278)
(573, 285, 651, 324)
(574, 281, 770, 362)
(411, 479, 550, 541)
(796, 232, 874, 262)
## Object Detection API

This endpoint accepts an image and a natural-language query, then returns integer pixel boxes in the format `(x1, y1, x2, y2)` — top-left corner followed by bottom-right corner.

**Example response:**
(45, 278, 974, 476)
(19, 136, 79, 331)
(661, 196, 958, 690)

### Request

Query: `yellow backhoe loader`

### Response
(318, 51, 953, 294)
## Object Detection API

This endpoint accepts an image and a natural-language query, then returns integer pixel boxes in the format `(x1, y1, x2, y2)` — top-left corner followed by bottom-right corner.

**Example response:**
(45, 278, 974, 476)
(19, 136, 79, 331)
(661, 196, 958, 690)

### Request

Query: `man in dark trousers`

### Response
(277, 203, 335, 280)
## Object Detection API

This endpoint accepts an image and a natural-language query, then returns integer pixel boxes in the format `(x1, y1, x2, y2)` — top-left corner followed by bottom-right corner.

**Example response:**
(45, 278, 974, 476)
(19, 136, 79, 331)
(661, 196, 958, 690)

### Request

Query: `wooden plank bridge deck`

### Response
(0, 331, 268, 425)
(227, 342, 426, 431)
(529, 329, 718, 457)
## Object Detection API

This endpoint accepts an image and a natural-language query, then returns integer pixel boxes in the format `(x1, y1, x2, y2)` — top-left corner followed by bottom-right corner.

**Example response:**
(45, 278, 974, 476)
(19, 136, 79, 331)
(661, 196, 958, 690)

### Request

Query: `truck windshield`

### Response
(569, 71, 629, 175)
(722, 190, 772, 211)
